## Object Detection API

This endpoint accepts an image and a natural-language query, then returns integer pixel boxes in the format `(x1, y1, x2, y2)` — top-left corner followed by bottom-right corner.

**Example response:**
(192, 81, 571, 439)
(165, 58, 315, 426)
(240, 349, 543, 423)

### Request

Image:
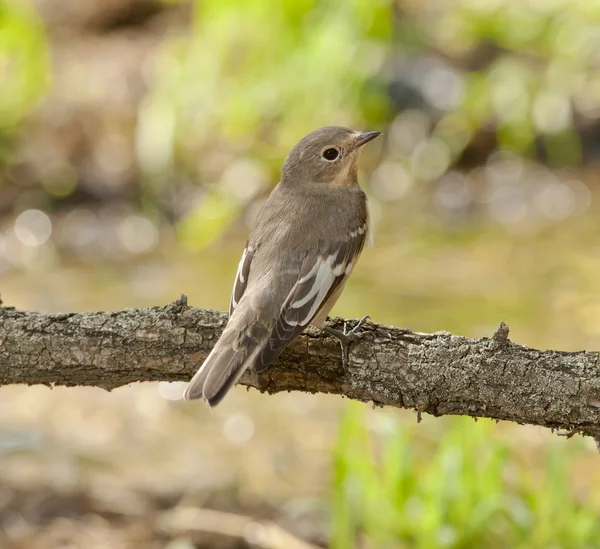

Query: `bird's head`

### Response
(281, 126, 381, 187)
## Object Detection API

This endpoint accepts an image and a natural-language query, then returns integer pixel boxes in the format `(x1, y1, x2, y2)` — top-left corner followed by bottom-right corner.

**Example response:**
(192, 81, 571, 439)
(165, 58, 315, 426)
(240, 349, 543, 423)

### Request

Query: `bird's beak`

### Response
(353, 131, 382, 150)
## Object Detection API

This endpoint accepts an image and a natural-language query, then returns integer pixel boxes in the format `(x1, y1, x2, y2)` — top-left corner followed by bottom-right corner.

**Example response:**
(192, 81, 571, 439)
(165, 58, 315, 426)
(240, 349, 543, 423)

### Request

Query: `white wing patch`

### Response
(229, 245, 254, 317)
(230, 249, 247, 308)
(257, 224, 368, 369)
(288, 249, 348, 326)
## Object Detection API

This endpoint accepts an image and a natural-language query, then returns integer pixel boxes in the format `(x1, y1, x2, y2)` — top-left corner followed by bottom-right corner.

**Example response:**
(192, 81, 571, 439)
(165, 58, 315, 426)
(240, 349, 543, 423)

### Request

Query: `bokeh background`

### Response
(2, 0, 600, 547)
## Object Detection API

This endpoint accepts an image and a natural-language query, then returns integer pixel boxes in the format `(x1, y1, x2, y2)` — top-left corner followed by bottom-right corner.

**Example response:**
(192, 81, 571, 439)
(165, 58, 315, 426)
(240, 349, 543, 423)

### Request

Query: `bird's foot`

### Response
(343, 315, 370, 338)
(323, 315, 370, 370)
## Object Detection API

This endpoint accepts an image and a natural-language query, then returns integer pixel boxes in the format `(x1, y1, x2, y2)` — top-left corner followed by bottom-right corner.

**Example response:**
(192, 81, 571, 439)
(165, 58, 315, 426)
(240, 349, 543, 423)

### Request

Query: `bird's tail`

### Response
(183, 308, 269, 407)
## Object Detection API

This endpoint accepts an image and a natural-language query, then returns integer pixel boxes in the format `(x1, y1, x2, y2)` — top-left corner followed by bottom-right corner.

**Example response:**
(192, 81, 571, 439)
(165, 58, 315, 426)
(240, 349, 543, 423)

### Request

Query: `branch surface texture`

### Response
(1, 295, 599, 438)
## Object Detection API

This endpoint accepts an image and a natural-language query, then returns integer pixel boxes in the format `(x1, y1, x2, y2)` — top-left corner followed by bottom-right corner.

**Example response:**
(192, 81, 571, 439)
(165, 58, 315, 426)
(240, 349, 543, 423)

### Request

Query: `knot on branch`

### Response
(492, 322, 510, 347)
(167, 294, 188, 313)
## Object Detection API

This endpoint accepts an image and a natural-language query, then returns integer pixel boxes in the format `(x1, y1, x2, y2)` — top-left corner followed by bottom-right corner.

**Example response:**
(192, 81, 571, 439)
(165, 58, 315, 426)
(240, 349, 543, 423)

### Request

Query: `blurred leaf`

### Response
(331, 409, 599, 549)
(0, 0, 50, 130)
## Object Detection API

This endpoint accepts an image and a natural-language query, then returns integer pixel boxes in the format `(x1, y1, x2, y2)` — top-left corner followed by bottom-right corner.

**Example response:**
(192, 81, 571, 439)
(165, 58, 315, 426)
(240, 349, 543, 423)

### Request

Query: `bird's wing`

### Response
(257, 224, 367, 371)
(229, 242, 255, 317)
(186, 223, 366, 405)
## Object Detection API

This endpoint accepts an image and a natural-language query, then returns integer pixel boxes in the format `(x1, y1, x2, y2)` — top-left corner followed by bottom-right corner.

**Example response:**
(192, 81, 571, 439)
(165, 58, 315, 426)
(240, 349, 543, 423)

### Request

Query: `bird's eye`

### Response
(322, 148, 340, 161)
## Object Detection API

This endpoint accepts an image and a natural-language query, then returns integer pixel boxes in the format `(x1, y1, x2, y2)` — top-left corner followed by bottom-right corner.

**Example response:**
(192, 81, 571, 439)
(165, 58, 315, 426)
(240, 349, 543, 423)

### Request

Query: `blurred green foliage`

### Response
(428, 0, 600, 165)
(3, 0, 600, 238)
(139, 0, 391, 172)
(138, 0, 392, 247)
(0, 0, 49, 132)
(3, 2, 600, 545)
(131, 0, 600, 248)
(331, 402, 598, 549)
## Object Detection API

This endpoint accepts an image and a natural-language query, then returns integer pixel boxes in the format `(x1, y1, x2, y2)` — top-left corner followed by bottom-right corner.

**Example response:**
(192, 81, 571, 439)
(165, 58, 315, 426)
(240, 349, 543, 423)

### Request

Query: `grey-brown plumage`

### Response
(183, 126, 381, 406)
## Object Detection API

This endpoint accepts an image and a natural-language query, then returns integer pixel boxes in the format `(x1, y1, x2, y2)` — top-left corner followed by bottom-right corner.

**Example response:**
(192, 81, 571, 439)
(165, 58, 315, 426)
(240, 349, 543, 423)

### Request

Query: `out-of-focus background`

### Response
(2, 0, 600, 547)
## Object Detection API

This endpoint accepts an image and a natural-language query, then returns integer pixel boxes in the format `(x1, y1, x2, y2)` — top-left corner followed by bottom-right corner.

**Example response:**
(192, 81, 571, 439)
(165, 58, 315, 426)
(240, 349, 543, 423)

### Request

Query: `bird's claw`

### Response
(323, 315, 371, 371)
(342, 315, 370, 338)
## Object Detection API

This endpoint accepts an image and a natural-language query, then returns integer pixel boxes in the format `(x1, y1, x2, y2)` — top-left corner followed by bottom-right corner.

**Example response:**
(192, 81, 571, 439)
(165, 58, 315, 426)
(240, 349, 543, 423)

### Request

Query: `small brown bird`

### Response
(183, 126, 381, 406)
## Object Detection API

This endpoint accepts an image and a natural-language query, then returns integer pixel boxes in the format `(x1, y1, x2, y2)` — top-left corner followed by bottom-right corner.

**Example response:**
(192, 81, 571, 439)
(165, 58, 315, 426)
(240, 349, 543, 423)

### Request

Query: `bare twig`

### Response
(158, 506, 320, 549)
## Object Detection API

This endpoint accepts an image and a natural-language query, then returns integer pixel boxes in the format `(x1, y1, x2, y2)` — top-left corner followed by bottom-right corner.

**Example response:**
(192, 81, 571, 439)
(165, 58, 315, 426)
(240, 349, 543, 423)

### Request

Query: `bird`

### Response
(183, 126, 381, 407)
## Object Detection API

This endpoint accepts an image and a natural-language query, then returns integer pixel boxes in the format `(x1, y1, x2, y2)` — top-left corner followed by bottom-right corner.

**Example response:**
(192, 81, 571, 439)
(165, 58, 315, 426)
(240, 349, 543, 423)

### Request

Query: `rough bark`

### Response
(1, 295, 599, 439)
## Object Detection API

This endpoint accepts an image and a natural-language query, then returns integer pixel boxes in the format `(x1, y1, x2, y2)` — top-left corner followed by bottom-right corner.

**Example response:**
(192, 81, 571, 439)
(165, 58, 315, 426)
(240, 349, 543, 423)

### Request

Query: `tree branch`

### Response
(1, 295, 599, 439)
